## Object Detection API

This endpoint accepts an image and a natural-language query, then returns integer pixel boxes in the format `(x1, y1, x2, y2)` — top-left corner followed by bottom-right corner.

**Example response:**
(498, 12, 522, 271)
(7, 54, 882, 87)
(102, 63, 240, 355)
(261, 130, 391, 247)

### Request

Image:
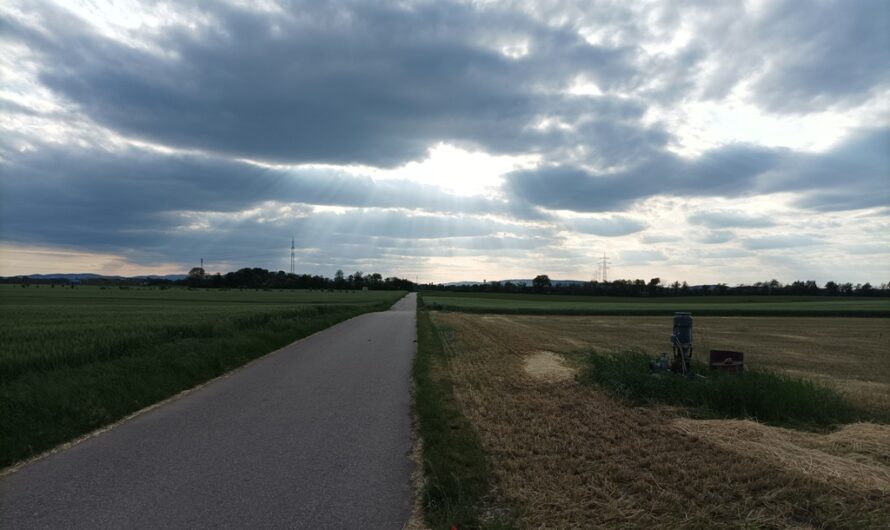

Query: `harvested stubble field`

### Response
(0, 285, 404, 468)
(427, 311, 890, 528)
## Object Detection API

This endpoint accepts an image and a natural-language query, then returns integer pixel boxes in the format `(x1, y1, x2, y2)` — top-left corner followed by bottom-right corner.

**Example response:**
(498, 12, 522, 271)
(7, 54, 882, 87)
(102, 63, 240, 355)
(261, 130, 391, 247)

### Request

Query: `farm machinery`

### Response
(650, 312, 744, 376)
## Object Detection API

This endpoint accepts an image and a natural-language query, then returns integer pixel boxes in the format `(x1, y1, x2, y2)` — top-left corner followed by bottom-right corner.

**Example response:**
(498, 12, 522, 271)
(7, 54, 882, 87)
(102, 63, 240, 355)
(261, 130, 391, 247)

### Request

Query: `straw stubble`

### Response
(431, 312, 890, 528)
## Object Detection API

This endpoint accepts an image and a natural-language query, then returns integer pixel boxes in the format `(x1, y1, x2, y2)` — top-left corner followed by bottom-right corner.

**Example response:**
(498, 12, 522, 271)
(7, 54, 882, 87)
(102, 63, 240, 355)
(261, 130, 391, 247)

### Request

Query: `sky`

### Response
(0, 0, 888, 284)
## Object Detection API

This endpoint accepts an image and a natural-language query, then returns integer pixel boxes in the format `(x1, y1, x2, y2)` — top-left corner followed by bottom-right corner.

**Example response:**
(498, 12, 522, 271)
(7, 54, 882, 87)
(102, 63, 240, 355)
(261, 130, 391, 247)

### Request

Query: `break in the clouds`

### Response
(0, 0, 888, 283)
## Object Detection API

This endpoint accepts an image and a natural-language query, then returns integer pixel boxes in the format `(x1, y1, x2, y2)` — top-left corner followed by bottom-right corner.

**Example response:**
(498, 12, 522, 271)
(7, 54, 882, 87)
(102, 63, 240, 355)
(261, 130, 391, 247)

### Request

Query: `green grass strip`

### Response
(414, 308, 514, 529)
(581, 351, 886, 430)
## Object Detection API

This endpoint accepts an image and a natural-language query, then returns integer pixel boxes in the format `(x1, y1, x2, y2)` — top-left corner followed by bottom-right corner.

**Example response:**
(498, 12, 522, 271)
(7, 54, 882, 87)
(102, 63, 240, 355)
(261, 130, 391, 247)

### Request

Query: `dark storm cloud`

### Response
(506, 127, 889, 213)
(2, 0, 644, 167)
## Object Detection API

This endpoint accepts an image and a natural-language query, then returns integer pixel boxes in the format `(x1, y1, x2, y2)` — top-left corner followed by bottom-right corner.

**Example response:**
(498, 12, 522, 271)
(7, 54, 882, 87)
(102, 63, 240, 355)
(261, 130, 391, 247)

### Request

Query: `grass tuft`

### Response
(581, 351, 877, 429)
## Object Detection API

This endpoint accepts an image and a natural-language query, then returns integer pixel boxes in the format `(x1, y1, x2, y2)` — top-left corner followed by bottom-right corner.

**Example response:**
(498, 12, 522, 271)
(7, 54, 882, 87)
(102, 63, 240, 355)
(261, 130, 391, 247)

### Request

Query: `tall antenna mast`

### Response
(598, 251, 611, 282)
(200, 258, 204, 270)
(290, 237, 296, 274)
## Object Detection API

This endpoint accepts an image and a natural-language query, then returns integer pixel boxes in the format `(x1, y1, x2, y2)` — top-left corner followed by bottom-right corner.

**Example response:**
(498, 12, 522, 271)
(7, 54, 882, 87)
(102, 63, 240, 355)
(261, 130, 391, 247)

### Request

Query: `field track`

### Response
(0, 294, 417, 528)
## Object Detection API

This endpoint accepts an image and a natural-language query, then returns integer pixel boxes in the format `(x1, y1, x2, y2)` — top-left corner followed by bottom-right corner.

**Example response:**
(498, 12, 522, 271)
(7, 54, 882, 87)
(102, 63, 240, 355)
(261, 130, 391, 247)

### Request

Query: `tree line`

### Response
(423, 275, 890, 297)
(4, 269, 888, 297)
(183, 267, 414, 290)
(1, 267, 415, 291)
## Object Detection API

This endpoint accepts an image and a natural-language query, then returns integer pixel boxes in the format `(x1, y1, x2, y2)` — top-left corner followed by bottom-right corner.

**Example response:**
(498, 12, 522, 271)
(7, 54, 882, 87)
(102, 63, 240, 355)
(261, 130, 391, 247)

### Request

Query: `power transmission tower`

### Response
(598, 252, 611, 282)
(290, 237, 296, 274)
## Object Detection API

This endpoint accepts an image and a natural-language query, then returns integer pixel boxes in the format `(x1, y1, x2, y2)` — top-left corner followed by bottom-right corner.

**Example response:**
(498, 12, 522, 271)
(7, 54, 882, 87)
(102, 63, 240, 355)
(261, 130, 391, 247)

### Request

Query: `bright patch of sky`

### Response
(358, 144, 539, 197)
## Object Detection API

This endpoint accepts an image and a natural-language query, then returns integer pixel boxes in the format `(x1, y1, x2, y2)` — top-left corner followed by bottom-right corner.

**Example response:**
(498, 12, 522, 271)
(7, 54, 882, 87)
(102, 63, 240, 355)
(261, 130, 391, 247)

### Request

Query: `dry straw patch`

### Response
(523, 351, 575, 382)
(431, 312, 890, 529)
(673, 419, 890, 494)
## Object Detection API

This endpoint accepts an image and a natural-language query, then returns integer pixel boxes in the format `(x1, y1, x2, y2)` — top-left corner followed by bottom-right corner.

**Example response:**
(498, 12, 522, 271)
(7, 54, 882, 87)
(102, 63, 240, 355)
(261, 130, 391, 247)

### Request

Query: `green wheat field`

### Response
(0, 285, 404, 468)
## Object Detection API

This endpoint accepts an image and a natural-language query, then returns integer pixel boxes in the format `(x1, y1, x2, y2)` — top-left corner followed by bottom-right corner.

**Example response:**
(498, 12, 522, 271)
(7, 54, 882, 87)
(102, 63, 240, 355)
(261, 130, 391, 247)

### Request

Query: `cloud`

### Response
(0, 140, 567, 274)
(0, 138, 563, 270)
(697, 248, 751, 259)
(619, 0, 890, 112)
(781, 128, 890, 211)
(0, 141, 522, 239)
(1, 0, 887, 282)
(619, 249, 666, 264)
(741, 235, 820, 250)
(287, 210, 539, 241)
(2, 0, 645, 167)
(697, 230, 735, 245)
(745, 0, 890, 113)
(639, 233, 682, 244)
(565, 215, 647, 236)
(504, 143, 783, 211)
(687, 210, 774, 228)
(503, 1, 889, 113)
(506, 127, 889, 213)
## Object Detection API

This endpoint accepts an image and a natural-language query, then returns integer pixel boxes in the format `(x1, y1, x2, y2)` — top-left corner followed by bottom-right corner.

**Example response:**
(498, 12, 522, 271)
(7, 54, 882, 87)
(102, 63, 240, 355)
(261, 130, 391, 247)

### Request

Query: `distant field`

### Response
(0, 285, 404, 468)
(421, 291, 890, 316)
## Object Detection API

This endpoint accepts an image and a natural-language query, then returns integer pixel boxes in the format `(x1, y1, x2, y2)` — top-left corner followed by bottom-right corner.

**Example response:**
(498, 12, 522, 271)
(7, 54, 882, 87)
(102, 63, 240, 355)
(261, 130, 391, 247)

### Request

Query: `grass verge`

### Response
(1, 302, 393, 469)
(414, 308, 513, 529)
(581, 351, 885, 429)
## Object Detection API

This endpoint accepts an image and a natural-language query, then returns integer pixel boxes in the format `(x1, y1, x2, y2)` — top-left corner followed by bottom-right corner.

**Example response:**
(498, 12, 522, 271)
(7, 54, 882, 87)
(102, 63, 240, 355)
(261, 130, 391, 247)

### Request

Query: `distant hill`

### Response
(443, 278, 588, 287)
(20, 273, 188, 281)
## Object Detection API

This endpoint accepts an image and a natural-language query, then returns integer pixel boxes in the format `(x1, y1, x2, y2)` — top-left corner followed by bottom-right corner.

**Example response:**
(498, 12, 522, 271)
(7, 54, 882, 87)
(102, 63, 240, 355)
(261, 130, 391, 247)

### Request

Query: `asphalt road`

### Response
(0, 293, 417, 529)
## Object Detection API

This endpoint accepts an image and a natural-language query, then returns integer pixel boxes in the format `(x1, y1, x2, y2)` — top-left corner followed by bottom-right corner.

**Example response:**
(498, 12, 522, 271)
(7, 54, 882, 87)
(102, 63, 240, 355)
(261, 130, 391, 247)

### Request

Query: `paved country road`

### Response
(0, 293, 417, 529)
